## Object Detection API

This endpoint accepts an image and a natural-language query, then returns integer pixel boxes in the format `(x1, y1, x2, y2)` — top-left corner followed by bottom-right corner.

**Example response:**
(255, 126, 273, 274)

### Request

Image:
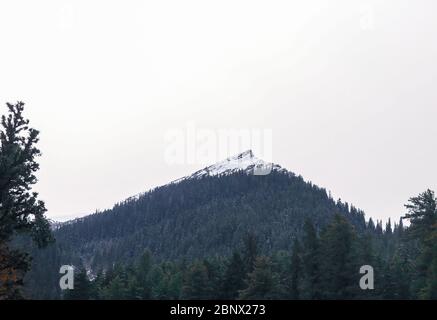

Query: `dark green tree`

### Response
(135, 250, 152, 299)
(404, 190, 437, 239)
(242, 232, 259, 274)
(403, 189, 437, 299)
(301, 219, 321, 299)
(220, 252, 246, 299)
(319, 214, 357, 299)
(181, 261, 211, 299)
(424, 251, 437, 299)
(203, 259, 222, 298)
(385, 218, 393, 235)
(289, 239, 302, 299)
(150, 262, 182, 299)
(89, 270, 105, 299)
(64, 268, 91, 300)
(239, 256, 282, 300)
(380, 254, 411, 299)
(0, 102, 52, 299)
(103, 275, 127, 299)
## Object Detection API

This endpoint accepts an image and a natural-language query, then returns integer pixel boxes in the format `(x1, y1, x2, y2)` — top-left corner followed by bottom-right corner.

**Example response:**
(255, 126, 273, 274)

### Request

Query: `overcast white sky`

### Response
(1, 0, 436, 222)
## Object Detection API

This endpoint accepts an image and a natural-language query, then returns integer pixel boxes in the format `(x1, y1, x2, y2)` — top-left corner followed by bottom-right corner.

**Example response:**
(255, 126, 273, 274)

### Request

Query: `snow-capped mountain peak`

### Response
(173, 150, 284, 183)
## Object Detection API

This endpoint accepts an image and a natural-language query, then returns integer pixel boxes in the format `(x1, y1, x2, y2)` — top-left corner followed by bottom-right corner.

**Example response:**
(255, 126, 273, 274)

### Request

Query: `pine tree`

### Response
(421, 221, 437, 299)
(381, 254, 410, 299)
(202, 259, 222, 298)
(181, 261, 211, 299)
(395, 218, 404, 238)
(126, 273, 143, 300)
(242, 232, 259, 274)
(367, 218, 376, 231)
(0, 102, 53, 299)
(319, 214, 357, 299)
(289, 239, 302, 299)
(301, 219, 321, 299)
(0, 247, 29, 299)
(404, 190, 437, 239)
(403, 190, 437, 298)
(424, 253, 437, 299)
(150, 262, 182, 299)
(355, 233, 379, 299)
(89, 270, 105, 299)
(385, 218, 393, 235)
(220, 252, 246, 299)
(65, 268, 91, 300)
(104, 275, 127, 299)
(239, 256, 282, 300)
(375, 221, 383, 236)
(135, 250, 152, 299)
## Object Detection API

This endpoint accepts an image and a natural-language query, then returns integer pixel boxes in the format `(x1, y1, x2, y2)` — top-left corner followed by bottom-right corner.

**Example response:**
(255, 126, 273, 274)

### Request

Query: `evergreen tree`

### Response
(394, 218, 404, 238)
(220, 252, 246, 299)
(404, 190, 437, 239)
(319, 214, 357, 299)
(375, 221, 383, 236)
(89, 270, 105, 299)
(301, 219, 321, 299)
(385, 218, 393, 235)
(381, 254, 410, 299)
(289, 239, 302, 299)
(64, 268, 91, 300)
(150, 262, 182, 299)
(103, 275, 127, 299)
(0, 102, 52, 299)
(135, 250, 152, 299)
(239, 256, 282, 300)
(181, 261, 211, 299)
(242, 232, 259, 274)
(403, 190, 437, 298)
(424, 252, 437, 299)
(355, 233, 379, 299)
(203, 259, 222, 297)
(367, 218, 376, 231)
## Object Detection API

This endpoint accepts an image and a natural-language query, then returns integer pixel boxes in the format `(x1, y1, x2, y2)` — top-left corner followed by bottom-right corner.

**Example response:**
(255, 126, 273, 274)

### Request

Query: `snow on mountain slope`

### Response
(172, 150, 285, 184)
(106, 150, 287, 210)
(52, 151, 287, 225)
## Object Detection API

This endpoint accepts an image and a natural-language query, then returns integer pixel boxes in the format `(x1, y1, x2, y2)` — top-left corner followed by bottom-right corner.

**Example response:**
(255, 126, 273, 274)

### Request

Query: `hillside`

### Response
(24, 151, 370, 298)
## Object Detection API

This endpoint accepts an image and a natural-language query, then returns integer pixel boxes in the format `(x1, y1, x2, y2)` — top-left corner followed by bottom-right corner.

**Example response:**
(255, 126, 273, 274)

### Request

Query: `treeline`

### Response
(63, 190, 437, 300)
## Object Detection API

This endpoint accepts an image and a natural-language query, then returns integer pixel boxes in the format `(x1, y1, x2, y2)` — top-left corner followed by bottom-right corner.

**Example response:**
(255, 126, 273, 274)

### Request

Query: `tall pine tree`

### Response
(0, 102, 52, 299)
(220, 252, 246, 299)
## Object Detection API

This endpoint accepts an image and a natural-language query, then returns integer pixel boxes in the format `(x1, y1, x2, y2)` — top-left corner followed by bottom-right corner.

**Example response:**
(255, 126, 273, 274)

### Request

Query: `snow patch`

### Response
(172, 150, 285, 184)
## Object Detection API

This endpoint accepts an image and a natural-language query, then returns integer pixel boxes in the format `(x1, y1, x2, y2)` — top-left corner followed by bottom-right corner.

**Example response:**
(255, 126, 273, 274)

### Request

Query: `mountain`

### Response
(23, 150, 368, 298)
(172, 149, 285, 182)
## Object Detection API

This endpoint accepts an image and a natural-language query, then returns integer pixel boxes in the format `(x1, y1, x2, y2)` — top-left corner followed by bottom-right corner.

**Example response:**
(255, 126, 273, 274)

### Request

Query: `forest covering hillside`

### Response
(20, 167, 427, 300)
